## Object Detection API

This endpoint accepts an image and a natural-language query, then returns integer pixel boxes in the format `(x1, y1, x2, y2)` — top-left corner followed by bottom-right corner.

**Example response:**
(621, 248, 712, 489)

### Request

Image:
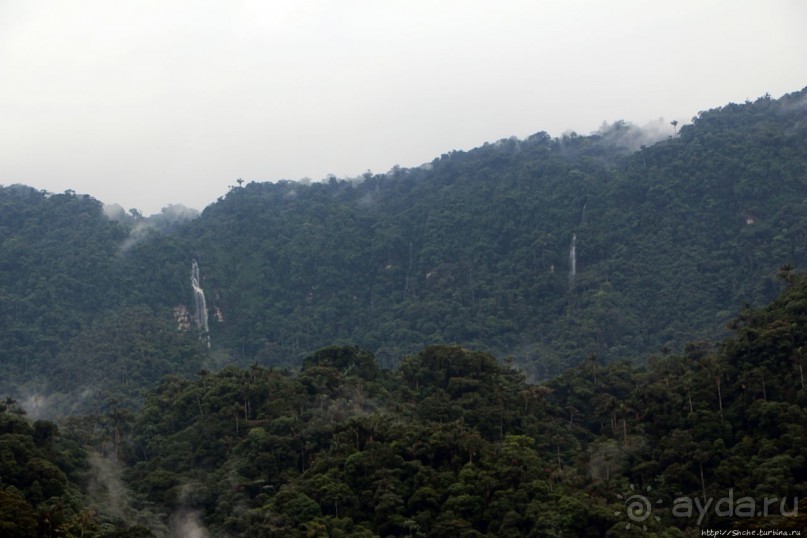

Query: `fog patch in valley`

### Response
(104, 203, 200, 253)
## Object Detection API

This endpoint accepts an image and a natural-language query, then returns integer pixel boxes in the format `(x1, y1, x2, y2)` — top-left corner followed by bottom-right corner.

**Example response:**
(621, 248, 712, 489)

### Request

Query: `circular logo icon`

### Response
(616, 484, 662, 530)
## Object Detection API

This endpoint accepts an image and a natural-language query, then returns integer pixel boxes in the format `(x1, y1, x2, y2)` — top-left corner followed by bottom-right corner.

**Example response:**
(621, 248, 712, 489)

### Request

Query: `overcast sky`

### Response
(1, 1, 805, 215)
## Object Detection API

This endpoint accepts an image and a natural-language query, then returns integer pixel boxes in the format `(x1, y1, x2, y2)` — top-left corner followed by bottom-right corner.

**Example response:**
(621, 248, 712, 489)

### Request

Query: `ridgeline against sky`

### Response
(1, 88, 805, 407)
(1, 1, 805, 214)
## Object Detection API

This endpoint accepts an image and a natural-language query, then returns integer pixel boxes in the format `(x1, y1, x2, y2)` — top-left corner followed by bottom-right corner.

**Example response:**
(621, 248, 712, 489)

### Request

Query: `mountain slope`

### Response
(1, 88, 806, 406)
(114, 275, 807, 536)
(176, 87, 807, 375)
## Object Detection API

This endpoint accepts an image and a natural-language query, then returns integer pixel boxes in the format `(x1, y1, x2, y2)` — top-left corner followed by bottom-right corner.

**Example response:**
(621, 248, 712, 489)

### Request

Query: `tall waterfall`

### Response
(569, 233, 577, 280)
(191, 260, 210, 345)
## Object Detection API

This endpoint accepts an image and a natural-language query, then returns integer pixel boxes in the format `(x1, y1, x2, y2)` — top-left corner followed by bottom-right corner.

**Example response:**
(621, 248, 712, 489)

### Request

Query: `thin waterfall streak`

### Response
(191, 260, 210, 346)
(569, 234, 576, 280)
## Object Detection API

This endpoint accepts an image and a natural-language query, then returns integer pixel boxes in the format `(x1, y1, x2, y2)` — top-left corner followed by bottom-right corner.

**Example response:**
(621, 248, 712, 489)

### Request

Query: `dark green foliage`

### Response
(0, 402, 100, 537)
(47, 306, 209, 415)
(112, 277, 807, 535)
(2, 277, 803, 535)
(122, 345, 607, 536)
(176, 87, 807, 375)
(2, 89, 807, 535)
(302, 345, 379, 381)
(3, 88, 807, 399)
(0, 187, 128, 390)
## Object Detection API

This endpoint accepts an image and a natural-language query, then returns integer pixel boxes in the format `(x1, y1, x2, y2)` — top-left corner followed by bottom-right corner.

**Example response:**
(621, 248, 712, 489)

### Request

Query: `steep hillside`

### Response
(0, 88, 806, 536)
(0, 192, 207, 409)
(111, 275, 807, 536)
(1, 88, 805, 407)
(177, 87, 807, 376)
(0, 188, 127, 384)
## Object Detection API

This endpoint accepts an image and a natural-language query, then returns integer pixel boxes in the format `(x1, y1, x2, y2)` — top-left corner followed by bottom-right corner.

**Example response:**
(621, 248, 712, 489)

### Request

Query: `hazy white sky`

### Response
(1, 0, 805, 215)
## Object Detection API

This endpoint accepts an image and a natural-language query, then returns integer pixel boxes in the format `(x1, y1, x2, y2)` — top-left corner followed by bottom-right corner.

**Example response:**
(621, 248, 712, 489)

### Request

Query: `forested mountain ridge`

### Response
(0, 88, 806, 536)
(26, 270, 803, 536)
(1, 88, 806, 407)
(163, 87, 807, 376)
(6, 273, 807, 536)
